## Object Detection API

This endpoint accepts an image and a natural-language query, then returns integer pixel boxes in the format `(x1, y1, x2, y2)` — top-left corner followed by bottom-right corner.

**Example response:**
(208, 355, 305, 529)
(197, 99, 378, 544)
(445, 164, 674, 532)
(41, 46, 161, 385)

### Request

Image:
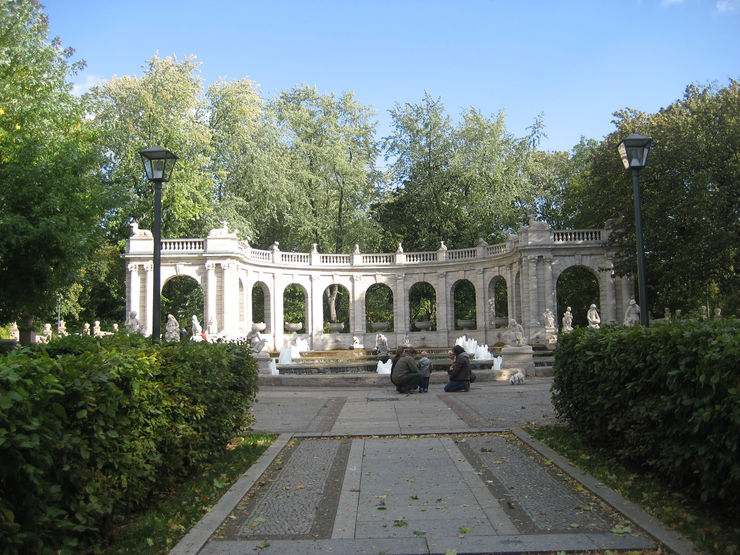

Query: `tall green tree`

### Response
(270, 85, 382, 253)
(88, 54, 214, 240)
(586, 80, 740, 316)
(0, 0, 111, 323)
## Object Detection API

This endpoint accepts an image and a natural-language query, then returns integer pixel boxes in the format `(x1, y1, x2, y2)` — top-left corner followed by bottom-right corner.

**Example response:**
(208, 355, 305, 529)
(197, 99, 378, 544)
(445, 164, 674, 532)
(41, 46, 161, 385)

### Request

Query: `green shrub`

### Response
(552, 319, 740, 512)
(0, 335, 258, 552)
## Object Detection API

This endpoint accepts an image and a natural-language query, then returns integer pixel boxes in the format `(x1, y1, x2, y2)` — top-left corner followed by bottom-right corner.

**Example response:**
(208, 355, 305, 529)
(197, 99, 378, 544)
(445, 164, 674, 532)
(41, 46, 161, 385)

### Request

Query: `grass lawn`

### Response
(101, 433, 276, 554)
(526, 424, 739, 555)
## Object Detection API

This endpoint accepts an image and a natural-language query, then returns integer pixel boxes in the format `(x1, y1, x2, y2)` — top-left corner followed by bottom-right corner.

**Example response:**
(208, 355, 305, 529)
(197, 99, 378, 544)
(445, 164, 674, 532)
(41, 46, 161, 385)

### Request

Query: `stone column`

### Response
(526, 256, 538, 333)
(221, 261, 238, 334)
(506, 263, 515, 321)
(127, 263, 140, 322)
(434, 272, 449, 334)
(394, 274, 408, 336)
(543, 258, 555, 317)
(474, 269, 486, 331)
(599, 264, 616, 324)
(140, 262, 153, 336)
(205, 262, 217, 333)
(352, 275, 365, 334)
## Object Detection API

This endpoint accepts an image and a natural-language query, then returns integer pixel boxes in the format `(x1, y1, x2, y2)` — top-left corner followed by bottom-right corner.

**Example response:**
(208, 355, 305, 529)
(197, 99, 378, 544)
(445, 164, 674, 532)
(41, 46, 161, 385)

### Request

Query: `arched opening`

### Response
(409, 282, 437, 331)
(323, 284, 349, 333)
(453, 279, 477, 329)
(283, 284, 307, 333)
(488, 276, 508, 327)
(365, 283, 394, 331)
(161, 276, 204, 337)
(557, 266, 600, 330)
(251, 281, 271, 333)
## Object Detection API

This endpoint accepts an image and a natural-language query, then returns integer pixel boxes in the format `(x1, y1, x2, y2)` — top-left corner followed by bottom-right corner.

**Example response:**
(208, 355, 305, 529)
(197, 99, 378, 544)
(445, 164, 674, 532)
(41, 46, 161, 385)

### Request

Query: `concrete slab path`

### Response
(172, 378, 695, 555)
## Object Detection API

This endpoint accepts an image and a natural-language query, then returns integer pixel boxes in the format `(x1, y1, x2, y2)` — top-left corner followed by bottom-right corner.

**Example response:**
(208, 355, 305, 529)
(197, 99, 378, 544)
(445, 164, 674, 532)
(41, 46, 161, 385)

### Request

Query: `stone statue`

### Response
(507, 319, 525, 345)
(587, 304, 601, 329)
(247, 323, 267, 353)
(351, 336, 363, 349)
(92, 321, 101, 337)
(126, 311, 143, 334)
(112, 323, 119, 333)
(57, 321, 68, 337)
(9, 322, 19, 341)
(543, 308, 555, 330)
(207, 316, 218, 337)
(41, 323, 52, 342)
(624, 299, 641, 327)
(375, 333, 389, 357)
(714, 307, 722, 319)
(191, 315, 203, 342)
(164, 314, 180, 342)
(83, 323, 91, 335)
(400, 335, 412, 348)
(562, 307, 573, 333)
(663, 307, 671, 320)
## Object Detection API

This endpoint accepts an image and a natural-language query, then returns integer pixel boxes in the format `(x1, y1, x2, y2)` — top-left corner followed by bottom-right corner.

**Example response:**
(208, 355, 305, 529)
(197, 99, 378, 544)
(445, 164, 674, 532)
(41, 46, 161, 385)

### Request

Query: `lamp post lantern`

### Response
(138, 145, 178, 343)
(617, 133, 652, 327)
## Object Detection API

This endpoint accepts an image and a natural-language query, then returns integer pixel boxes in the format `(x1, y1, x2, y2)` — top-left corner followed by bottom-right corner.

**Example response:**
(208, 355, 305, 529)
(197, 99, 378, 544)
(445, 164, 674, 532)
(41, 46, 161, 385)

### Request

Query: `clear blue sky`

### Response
(45, 0, 739, 153)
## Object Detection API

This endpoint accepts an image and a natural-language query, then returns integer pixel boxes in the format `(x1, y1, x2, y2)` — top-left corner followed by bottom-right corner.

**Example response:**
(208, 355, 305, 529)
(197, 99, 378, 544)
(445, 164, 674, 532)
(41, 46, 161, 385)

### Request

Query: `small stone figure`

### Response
(400, 335, 412, 348)
(701, 306, 708, 319)
(664, 307, 671, 320)
(351, 336, 363, 349)
(562, 307, 573, 333)
(543, 308, 555, 330)
(507, 319, 526, 345)
(714, 307, 722, 319)
(8, 322, 19, 341)
(93, 321, 102, 337)
(126, 311, 143, 334)
(83, 323, 91, 335)
(246, 323, 267, 353)
(191, 316, 203, 342)
(207, 316, 218, 337)
(624, 299, 641, 327)
(587, 304, 601, 329)
(57, 320, 68, 337)
(164, 314, 180, 342)
(112, 323, 119, 333)
(375, 333, 389, 357)
(41, 323, 52, 342)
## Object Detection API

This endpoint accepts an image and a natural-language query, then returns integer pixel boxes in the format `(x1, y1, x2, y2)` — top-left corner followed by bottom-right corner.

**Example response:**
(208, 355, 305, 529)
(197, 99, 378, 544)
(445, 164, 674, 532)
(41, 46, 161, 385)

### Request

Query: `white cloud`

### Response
(71, 74, 106, 96)
(716, 0, 738, 12)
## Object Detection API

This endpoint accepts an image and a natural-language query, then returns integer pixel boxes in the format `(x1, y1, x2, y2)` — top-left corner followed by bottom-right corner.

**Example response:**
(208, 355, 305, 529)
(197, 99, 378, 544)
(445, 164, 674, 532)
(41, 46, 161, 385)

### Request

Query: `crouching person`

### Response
(391, 348, 423, 394)
(444, 345, 471, 392)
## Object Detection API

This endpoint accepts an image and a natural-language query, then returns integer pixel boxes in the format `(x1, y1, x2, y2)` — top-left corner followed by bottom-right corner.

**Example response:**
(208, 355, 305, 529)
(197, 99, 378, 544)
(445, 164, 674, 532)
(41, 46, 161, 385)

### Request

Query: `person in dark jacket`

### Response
(444, 345, 471, 392)
(391, 348, 423, 394)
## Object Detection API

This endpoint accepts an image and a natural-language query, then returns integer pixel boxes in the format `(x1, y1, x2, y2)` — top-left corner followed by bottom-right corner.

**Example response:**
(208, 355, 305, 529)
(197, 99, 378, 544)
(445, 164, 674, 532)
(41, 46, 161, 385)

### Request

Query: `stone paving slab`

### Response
(173, 380, 695, 554)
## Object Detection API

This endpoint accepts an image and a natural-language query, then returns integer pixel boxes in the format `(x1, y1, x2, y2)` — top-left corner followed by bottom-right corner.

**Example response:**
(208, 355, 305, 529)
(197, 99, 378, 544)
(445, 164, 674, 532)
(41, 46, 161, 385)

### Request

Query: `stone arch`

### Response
(409, 281, 437, 331)
(365, 283, 394, 332)
(556, 265, 600, 330)
(161, 275, 204, 335)
(323, 283, 350, 333)
(451, 279, 477, 329)
(252, 281, 272, 333)
(487, 275, 508, 328)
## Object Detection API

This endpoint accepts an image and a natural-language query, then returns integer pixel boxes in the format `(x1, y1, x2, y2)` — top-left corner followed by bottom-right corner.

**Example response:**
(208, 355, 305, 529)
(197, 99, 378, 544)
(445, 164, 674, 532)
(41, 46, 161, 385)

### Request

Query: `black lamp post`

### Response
(138, 145, 178, 343)
(617, 133, 652, 327)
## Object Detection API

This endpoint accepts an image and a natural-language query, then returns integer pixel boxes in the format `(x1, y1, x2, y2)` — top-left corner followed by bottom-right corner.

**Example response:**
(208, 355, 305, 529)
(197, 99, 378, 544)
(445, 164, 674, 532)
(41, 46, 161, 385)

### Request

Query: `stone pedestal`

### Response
(501, 345, 535, 376)
(254, 352, 273, 375)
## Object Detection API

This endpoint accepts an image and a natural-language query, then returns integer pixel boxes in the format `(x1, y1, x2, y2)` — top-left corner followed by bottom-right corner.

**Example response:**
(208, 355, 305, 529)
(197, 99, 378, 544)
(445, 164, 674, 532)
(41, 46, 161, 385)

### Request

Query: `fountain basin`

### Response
(369, 322, 389, 331)
(285, 322, 303, 332)
(414, 320, 433, 330)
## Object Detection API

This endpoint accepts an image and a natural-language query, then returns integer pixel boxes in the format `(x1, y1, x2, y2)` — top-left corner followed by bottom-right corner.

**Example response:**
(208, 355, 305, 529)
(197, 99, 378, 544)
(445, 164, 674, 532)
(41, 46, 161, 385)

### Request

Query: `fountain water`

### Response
(376, 359, 392, 374)
(455, 335, 493, 360)
(269, 359, 279, 375)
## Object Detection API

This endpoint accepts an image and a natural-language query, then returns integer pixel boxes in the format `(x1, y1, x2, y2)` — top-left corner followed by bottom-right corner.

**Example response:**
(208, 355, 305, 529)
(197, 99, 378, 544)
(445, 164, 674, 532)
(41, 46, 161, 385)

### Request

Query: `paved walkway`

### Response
(172, 378, 694, 554)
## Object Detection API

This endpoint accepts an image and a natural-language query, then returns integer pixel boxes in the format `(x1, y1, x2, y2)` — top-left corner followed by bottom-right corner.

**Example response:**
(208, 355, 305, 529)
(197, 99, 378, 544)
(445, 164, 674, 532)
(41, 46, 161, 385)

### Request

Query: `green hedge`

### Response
(0, 335, 258, 552)
(552, 319, 740, 512)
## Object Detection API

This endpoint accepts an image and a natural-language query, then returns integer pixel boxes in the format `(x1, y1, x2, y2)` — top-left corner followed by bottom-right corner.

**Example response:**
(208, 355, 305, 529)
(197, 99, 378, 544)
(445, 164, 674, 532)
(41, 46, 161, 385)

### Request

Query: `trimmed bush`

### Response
(0, 335, 258, 552)
(552, 319, 740, 512)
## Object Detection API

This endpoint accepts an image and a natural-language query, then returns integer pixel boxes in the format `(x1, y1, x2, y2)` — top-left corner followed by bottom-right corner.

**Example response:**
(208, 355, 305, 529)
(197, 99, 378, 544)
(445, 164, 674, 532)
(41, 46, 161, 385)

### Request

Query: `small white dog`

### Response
(509, 370, 526, 385)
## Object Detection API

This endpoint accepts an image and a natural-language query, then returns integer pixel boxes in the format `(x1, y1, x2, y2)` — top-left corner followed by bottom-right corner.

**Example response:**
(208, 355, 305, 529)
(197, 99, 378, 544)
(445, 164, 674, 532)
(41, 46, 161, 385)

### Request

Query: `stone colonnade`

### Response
(123, 218, 634, 350)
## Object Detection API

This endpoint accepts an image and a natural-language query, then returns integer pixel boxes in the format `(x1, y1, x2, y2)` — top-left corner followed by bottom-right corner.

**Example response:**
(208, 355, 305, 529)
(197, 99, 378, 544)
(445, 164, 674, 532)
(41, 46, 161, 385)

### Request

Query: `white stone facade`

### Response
(123, 218, 633, 350)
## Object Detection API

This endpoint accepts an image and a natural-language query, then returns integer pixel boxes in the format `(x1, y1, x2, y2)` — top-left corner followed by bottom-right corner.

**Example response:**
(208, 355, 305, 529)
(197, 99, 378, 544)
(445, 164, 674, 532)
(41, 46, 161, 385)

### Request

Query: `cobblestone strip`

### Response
(215, 437, 350, 541)
(308, 397, 347, 433)
(439, 394, 490, 428)
(457, 434, 620, 534)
